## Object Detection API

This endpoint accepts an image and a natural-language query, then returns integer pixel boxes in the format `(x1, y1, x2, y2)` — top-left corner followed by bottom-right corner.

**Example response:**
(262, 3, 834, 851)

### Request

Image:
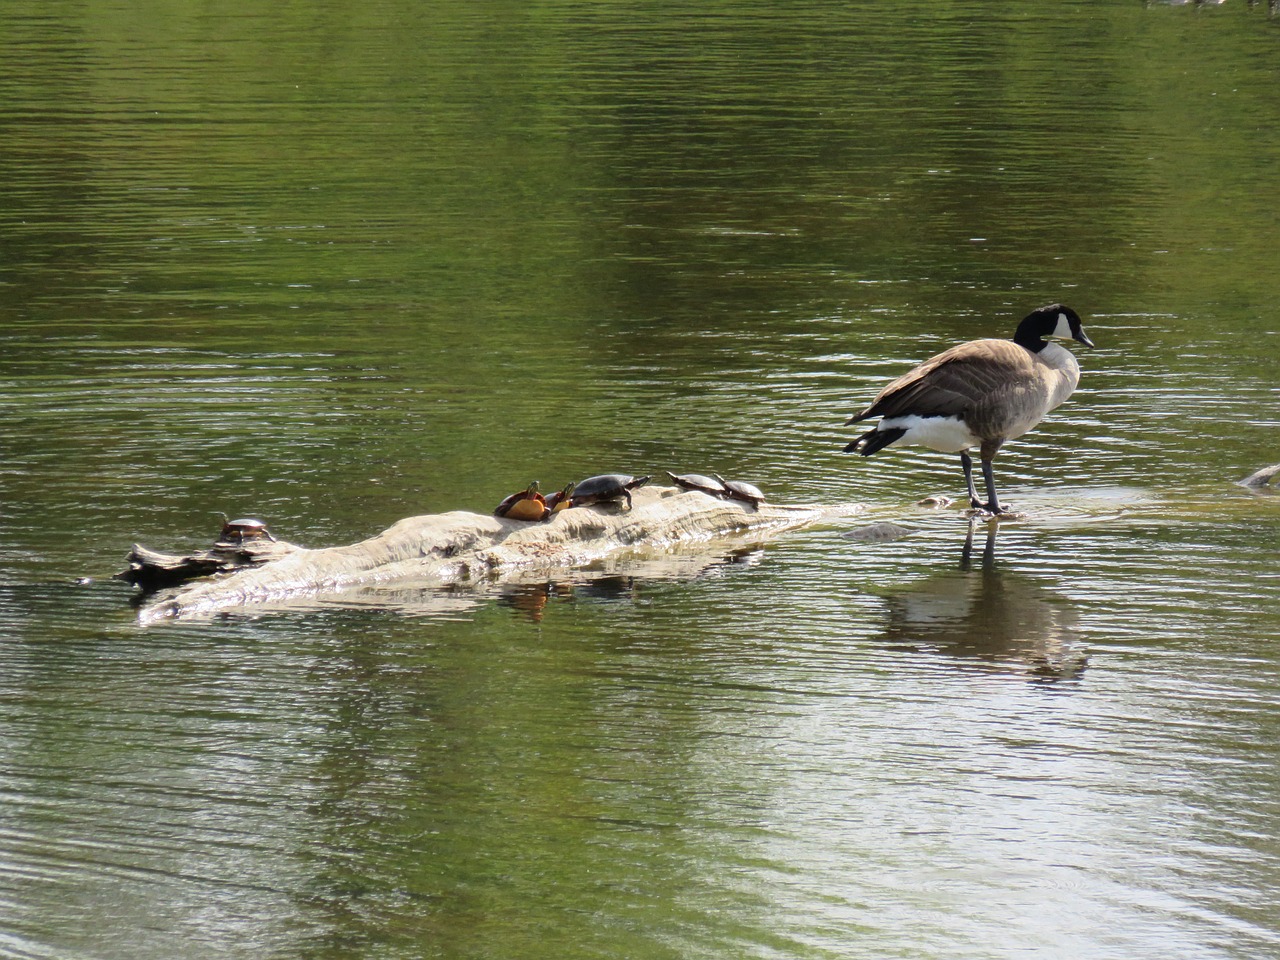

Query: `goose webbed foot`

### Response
(965, 499, 1027, 520)
(966, 501, 1009, 517)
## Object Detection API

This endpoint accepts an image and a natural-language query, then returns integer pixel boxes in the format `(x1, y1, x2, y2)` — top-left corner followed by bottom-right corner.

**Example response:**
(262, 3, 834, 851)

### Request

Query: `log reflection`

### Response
(883, 521, 1088, 681)
(497, 546, 766, 622)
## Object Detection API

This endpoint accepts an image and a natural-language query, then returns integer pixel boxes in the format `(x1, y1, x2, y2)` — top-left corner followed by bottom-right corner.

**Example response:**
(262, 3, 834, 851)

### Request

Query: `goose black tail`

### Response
(844, 426, 905, 456)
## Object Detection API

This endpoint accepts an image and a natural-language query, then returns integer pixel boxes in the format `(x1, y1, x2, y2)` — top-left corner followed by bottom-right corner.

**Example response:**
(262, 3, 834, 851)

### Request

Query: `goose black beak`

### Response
(1075, 329, 1095, 349)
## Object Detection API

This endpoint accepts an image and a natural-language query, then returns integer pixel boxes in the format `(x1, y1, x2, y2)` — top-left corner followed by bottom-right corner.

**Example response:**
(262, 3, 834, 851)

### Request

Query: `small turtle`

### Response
(495, 481, 549, 521)
(569, 474, 650, 510)
(543, 481, 576, 514)
(216, 514, 276, 546)
(712, 474, 765, 506)
(665, 471, 728, 498)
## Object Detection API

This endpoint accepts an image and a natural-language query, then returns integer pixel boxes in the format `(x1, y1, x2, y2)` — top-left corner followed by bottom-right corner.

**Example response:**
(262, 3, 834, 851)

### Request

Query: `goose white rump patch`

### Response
(878, 414, 978, 453)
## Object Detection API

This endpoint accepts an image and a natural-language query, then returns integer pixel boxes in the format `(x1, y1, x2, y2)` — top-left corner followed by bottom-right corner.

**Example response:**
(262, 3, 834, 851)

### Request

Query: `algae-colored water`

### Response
(2, 3, 1279, 958)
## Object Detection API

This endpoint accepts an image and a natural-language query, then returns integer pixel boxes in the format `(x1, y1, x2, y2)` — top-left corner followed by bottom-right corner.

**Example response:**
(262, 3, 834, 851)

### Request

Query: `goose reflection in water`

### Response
(882, 521, 1088, 681)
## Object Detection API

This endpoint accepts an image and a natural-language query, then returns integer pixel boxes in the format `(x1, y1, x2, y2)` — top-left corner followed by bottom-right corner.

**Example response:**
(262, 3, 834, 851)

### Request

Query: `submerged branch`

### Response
(1239, 463, 1280, 488)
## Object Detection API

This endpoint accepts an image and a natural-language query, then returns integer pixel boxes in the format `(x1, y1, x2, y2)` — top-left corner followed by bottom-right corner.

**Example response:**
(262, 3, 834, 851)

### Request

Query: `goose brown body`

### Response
(843, 305, 1093, 514)
(851, 338, 1081, 456)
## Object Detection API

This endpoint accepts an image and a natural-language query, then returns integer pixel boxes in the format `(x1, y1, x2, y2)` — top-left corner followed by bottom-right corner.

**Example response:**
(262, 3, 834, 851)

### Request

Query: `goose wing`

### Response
(848, 339, 1037, 423)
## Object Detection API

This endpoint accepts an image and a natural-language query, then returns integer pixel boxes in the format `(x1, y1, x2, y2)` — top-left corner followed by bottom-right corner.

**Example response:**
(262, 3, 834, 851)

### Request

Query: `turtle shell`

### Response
(543, 482, 576, 513)
(569, 474, 650, 509)
(713, 475, 765, 505)
(217, 518, 276, 545)
(504, 497, 550, 522)
(495, 482, 548, 520)
(665, 471, 727, 497)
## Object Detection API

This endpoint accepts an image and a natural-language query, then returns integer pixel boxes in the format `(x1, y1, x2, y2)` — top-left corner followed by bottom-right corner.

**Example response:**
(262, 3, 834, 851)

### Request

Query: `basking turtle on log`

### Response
(543, 482, 576, 513)
(713, 474, 766, 506)
(216, 515, 277, 546)
(568, 474, 650, 510)
(666, 472, 727, 497)
(494, 481, 550, 521)
(664, 472, 767, 506)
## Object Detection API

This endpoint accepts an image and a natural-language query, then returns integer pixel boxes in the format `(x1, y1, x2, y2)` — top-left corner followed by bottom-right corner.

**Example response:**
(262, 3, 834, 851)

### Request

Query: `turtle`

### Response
(568, 474, 650, 510)
(216, 514, 277, 546)
(543, 481, 576, 514)
(494, 481, 549, 521)
(712, 474, 766, 506)
(665, 471, 728, 498)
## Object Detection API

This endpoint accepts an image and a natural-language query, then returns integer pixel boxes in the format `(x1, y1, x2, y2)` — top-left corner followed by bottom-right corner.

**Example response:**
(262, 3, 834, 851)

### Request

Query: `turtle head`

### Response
(546, 481, 577, 512)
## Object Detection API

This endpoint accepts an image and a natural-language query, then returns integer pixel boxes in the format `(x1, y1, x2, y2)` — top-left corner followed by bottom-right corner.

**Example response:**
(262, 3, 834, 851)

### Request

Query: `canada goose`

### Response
(843, 304, 1094, 514)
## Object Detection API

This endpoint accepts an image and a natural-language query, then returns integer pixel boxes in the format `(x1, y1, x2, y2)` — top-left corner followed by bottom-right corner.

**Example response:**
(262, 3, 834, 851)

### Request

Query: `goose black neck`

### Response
(1013, 318, 1050, 353)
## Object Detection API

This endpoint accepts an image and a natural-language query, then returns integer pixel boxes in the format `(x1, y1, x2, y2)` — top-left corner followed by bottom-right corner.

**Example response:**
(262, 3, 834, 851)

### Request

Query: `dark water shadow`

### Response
(881, 521, 1088, 682)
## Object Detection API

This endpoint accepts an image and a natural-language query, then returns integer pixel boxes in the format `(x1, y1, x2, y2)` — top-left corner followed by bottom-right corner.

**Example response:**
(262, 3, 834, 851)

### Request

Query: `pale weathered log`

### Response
(134, 486, 858, 623)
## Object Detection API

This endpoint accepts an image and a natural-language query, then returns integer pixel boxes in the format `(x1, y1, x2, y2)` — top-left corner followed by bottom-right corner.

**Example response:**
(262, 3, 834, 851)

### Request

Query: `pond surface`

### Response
(2, 2, 1280, 958)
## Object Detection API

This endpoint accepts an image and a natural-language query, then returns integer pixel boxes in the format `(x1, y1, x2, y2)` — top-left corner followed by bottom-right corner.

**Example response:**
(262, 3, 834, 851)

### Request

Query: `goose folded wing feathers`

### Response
(849, 340, 1036, 423)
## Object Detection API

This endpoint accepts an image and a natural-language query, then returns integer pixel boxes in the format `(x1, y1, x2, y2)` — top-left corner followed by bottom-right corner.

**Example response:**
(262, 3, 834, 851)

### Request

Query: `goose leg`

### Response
(960, 451, 982, 508)
(962, 450, 1008, 514)
(981, 458, 1005, 514)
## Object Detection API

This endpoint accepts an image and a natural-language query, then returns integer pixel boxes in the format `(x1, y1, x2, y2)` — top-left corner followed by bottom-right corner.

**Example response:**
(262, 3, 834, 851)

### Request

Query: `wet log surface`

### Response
(128, 486, 859, 623)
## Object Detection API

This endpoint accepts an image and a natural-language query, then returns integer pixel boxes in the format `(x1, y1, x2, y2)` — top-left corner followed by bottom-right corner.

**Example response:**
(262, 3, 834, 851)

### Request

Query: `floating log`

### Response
(1240, 463, 1280, 488)
(128, 486, 859, 623)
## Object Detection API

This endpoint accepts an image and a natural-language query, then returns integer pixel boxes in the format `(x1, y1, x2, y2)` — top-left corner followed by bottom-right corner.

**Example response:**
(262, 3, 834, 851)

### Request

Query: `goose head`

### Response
(1015, 304, 1094, 351)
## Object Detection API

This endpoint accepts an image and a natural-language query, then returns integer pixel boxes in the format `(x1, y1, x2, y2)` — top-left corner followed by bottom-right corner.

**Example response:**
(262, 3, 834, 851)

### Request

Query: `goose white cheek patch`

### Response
(1053, 311, 1074, 339)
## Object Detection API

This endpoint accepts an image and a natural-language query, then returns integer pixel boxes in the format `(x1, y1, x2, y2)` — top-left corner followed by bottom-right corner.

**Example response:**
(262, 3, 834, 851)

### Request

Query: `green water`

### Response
(2, 2, 1280, 958)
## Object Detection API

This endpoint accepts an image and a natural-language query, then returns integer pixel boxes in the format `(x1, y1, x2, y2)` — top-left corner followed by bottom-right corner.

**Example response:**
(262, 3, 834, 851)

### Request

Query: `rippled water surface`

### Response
(3, 2, 1280, 958)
